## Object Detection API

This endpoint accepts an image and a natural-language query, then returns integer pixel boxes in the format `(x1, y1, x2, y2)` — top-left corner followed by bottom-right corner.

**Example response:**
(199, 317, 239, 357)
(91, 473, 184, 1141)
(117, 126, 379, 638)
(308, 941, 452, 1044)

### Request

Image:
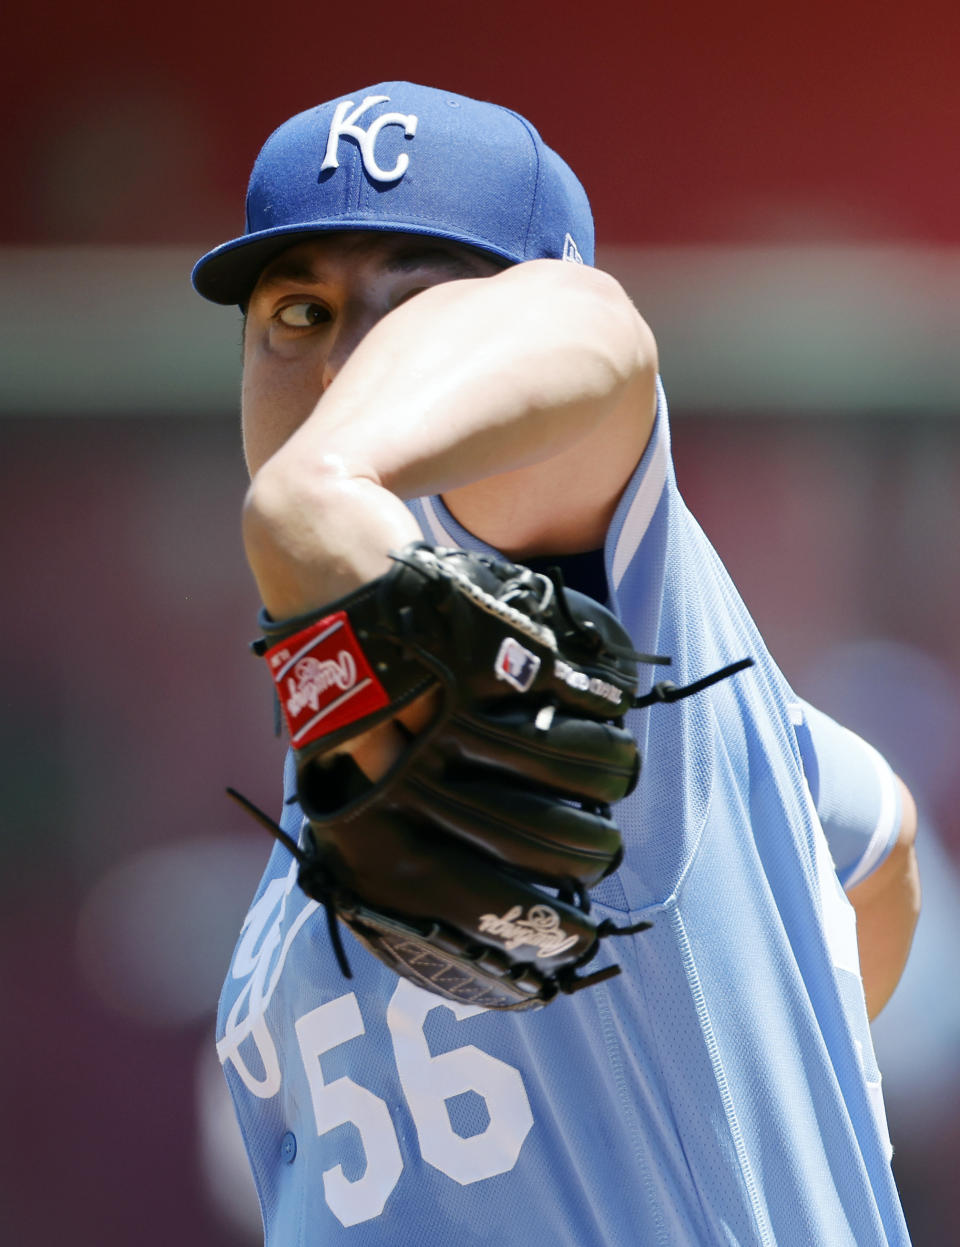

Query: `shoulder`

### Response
(494, 259, 657, 370)
(443, 261, 659, 557)
(792, 700, 910, 889)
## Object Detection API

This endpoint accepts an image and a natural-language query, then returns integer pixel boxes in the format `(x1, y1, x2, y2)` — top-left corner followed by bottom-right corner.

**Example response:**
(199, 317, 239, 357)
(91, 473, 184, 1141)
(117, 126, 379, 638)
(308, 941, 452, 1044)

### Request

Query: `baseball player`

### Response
(193, 83, 919, 1245)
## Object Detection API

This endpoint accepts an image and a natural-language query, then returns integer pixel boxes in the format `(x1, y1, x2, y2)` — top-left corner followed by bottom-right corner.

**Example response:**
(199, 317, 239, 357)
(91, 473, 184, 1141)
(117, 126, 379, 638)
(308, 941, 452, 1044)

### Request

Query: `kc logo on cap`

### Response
(192, 82, 596, 305)
(321, 96, 419, 184)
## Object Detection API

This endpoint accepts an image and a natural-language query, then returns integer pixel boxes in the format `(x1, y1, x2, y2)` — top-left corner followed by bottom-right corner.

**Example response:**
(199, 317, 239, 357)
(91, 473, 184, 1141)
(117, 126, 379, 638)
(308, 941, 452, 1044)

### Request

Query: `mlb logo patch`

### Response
(494, 637, 541, 692)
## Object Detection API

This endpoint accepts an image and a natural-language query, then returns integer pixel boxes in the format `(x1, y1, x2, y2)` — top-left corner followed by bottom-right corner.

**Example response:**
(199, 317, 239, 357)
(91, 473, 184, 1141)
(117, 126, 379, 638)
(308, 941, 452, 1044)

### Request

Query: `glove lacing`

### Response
(226, 786, 355, 980)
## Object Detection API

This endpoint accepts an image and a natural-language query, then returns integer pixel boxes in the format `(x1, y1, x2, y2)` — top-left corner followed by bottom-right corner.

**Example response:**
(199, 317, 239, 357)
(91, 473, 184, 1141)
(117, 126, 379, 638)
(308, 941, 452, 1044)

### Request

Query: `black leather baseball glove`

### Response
(230, 543, 748, 1010)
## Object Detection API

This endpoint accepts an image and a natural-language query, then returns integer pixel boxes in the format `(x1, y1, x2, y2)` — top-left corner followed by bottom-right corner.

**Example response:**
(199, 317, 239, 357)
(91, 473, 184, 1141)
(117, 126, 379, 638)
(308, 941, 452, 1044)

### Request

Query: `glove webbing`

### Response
(390, 546, 558, 651)
(228, 658, 755, 996)
(226, 785, 652, 992)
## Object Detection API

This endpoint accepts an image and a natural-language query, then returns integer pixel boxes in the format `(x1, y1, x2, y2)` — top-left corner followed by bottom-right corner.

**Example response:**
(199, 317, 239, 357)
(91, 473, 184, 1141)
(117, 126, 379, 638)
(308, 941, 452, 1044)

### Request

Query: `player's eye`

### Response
(275, 302, 331, 328)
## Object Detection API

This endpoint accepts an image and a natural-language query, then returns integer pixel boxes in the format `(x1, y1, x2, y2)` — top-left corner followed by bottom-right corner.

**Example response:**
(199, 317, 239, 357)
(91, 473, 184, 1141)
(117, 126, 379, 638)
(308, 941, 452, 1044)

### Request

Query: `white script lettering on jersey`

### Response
(321, 96, 419, 182)
(478, 904, 579, 956)
(286, 651, 358, 717)
(218, 858, 319, 1097)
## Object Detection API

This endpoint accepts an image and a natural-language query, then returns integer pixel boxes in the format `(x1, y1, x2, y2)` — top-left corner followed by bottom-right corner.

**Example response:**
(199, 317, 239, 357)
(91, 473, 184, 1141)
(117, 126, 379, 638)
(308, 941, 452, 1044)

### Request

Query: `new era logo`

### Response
(562, 233, 584, 264)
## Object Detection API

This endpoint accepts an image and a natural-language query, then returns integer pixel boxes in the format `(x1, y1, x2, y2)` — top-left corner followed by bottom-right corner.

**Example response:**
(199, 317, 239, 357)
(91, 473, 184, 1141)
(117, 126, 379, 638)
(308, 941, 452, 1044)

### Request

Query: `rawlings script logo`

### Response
(286, 651, 358, 717)
(321, 96, 419, 183)
(478, 905, 579, 958)
(554, 658, 623, 707)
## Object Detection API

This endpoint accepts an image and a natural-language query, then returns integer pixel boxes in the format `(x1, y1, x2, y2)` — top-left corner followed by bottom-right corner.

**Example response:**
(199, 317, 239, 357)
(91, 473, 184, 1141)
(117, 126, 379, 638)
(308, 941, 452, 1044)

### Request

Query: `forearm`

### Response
(847, 778, 921, 1019)
(262, 260, 648, 498)
(243, 261, 653, 618)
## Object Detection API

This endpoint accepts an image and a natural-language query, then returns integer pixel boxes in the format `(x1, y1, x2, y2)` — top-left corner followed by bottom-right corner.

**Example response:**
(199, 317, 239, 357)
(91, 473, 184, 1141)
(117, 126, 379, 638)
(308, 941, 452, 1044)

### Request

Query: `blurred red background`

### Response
(5, 0, 959, 248)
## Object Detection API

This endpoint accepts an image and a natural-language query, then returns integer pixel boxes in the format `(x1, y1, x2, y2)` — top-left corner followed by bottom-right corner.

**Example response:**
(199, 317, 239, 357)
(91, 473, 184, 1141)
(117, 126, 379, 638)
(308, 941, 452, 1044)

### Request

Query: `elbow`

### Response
(243, 445, 365, 546)
(241, 454, 357, 606)
(242, 460, 308, 603)
(242, 452, 409, 620)
(242, 459, 297, 573)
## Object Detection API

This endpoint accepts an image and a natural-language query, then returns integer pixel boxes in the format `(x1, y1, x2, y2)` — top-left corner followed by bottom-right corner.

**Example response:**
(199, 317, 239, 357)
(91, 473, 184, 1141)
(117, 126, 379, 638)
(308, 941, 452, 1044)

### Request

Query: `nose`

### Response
(321, 305, 384, 391)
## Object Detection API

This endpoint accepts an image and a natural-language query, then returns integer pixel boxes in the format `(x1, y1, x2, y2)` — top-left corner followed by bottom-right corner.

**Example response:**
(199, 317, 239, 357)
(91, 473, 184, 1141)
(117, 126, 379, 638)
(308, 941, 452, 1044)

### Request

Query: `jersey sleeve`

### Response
(789, 700, 902, 889)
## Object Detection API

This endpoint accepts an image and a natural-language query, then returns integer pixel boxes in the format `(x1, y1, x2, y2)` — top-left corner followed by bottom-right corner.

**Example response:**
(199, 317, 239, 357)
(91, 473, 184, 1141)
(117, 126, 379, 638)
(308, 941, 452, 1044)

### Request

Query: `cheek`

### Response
(240, 341, 324, 476)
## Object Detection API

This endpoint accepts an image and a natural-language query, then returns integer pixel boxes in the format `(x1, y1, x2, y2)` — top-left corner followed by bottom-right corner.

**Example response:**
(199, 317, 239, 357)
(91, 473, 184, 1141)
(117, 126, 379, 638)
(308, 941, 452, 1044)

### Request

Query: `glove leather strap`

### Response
(261, 611, 392, 750)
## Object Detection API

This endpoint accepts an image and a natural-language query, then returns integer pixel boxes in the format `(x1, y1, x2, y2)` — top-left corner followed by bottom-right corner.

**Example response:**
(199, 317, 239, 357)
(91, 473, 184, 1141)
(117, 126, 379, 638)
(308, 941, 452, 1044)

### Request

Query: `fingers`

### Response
(332, 686, 443, 781)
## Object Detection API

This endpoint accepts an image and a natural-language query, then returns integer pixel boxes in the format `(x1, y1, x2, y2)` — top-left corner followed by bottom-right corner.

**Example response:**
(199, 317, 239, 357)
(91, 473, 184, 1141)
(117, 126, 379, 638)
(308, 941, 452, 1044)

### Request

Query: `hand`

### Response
(332, 687, 443, 782)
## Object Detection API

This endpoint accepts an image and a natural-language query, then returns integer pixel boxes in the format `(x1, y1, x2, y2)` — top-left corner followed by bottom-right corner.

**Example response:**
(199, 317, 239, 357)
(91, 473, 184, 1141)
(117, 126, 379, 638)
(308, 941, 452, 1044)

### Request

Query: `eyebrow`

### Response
(382, 246, 488, 277)
(254, 243, 492, 294)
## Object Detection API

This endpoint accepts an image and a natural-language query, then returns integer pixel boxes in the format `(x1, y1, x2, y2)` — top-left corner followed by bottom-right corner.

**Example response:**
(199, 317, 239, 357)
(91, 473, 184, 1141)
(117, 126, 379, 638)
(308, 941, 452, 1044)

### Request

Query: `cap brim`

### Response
(192, 222, 520, 306)
(192, 226, 342, 306)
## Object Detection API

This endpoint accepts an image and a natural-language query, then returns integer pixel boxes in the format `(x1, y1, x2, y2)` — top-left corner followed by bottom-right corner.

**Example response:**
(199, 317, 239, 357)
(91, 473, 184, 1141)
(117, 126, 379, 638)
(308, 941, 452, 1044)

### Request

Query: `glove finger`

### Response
(445, 707, 640, 803)
(306, 811, 600, 969)
(401, 772, 623, 887)
(542, 586, 640, 720)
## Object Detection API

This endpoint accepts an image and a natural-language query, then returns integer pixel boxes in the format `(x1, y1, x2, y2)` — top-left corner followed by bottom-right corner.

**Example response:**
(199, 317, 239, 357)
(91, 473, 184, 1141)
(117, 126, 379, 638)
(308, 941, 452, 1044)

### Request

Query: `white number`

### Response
(295, 995, 403, 1227)
(388, 978, 534, 1184)
(294, 984, 534, 1225)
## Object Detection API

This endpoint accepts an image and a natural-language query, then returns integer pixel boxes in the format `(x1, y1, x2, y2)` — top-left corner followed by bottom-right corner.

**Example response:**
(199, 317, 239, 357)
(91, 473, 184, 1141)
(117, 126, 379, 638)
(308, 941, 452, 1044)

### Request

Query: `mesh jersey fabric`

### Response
(216, 380, 911, 1245)
(515, 553, 902, 893)
(792, 699, 902, 888)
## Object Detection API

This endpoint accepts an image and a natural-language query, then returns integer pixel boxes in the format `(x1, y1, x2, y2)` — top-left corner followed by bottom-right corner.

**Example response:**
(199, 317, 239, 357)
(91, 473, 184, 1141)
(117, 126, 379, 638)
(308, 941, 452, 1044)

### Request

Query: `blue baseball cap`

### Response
(192, 81, 594, 305)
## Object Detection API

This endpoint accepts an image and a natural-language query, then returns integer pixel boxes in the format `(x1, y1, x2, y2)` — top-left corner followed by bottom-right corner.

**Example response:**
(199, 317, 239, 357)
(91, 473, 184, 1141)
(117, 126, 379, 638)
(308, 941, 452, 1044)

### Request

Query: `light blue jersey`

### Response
(217, 383, 910, 1245)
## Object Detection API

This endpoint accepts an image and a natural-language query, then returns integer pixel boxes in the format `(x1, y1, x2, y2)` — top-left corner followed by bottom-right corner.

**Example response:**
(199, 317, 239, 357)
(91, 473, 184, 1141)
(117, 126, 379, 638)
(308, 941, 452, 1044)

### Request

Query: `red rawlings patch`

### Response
(263, 612, 390, 748)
